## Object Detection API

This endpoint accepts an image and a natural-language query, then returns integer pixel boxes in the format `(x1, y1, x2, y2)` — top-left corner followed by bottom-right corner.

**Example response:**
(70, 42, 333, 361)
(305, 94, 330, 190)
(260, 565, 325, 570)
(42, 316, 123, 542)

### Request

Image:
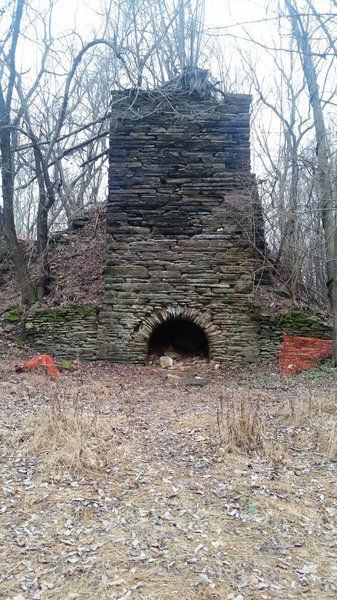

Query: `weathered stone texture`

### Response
(98, 90, 262, 363)
(257, 308, 332, 361)
(25, 307, 98, 360)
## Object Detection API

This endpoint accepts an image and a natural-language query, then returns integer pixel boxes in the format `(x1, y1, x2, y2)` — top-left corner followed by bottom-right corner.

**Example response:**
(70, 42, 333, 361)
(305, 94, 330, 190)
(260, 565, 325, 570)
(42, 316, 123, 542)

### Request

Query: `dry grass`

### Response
(217, 392, 266, 455)
(12, 385, 114, 477)
(272, 391, 337, 459)
(275, 391, 336, 424)
(215, 389, 337, 462)
(321, 419, 337, 459)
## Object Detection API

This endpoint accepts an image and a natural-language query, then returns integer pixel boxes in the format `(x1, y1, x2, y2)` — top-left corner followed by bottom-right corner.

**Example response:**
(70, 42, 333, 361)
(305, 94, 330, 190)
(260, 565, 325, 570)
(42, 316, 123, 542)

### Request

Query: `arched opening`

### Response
(148, 318, 209, 358)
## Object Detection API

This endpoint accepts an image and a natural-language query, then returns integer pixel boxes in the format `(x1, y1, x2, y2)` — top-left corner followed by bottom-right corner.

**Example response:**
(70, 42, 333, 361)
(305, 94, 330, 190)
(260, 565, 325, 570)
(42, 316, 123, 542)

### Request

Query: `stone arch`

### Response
(134, 305, 219, 360)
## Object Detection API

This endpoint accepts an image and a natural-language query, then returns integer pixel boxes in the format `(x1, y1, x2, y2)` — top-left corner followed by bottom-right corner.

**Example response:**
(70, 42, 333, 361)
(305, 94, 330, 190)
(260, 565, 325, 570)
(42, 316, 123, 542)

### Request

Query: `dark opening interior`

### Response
(148, 318, 209, 358)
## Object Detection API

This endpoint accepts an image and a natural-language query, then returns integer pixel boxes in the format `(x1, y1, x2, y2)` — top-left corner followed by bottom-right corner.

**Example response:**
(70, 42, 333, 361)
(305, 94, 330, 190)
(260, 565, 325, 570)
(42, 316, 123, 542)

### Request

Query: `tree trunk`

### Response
(0, 0, 34, 306)
(34, 149, 51, 301)
(1, 130, 34, 306)
(36, 206, 50, 300)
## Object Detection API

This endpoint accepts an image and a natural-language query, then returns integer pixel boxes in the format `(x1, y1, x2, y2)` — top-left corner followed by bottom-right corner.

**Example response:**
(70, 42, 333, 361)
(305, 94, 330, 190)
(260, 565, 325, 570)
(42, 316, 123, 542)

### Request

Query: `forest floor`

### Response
(0, 354, 337, 600)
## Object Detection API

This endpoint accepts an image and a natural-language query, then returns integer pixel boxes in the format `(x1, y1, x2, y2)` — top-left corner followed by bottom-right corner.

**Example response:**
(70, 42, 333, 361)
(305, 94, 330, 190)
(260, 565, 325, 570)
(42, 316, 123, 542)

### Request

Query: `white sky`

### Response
(206, 0, 271, 27)
(49, 0, 274, 41)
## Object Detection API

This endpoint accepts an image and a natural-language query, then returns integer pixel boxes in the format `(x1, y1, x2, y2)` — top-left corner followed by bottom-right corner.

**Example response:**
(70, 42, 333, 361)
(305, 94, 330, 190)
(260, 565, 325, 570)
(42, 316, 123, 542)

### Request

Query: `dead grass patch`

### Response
(275, 391, 337, 425)
(272, 392, 337, 460)
(217, 393, 266, 456)
(320, 419, 337, 460)
(12, 386, 115, 477)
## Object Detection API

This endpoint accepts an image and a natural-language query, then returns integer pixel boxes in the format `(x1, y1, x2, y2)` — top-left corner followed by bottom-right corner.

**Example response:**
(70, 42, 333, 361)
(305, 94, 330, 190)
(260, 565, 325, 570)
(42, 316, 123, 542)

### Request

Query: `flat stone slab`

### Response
(183, 377, 210, 387)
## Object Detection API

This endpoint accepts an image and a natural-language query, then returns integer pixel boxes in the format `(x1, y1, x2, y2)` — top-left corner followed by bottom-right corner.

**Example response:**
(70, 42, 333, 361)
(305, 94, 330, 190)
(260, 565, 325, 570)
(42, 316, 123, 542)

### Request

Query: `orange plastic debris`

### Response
(20, 354, 60, 379)
(279, 333, 333, 376)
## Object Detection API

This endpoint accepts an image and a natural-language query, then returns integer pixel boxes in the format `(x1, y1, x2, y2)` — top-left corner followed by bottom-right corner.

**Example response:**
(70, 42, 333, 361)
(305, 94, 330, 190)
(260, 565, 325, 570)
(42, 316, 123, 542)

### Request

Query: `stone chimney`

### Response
(98, 83, 262, 363)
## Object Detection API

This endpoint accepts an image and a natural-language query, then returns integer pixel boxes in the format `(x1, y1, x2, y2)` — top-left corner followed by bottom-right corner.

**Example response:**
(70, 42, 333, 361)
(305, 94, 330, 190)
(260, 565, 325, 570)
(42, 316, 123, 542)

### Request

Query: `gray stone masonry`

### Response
(97, 89, 263, 363)
(25, 307, 99, 361)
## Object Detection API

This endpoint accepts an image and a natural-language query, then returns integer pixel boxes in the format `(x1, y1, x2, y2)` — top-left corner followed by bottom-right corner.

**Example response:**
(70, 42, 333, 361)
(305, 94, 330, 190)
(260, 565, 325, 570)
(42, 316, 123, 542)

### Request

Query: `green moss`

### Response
(280, 307, 332, 339)
(6, 310, 21, 323)
(120, 404, 134, 416)
(61, 360, 71, 370)
(32, 306, 97, 321)
(59, 306, 96, 316)
(44, 310, 58, 319)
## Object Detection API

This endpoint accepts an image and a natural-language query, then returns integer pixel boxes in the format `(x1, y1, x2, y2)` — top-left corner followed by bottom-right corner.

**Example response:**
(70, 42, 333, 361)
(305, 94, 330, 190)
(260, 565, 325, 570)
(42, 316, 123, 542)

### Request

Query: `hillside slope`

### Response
(0, 206, 106, 315)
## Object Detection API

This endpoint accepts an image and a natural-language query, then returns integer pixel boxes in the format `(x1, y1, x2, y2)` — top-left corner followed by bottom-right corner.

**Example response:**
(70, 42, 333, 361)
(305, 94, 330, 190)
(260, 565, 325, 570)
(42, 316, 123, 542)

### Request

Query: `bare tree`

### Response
(284, 0, 337, 361)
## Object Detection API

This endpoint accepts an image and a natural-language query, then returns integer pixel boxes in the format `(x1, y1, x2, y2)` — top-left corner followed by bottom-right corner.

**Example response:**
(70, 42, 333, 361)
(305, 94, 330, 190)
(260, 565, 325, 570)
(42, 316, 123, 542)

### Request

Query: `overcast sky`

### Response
(49, 0, 274, 39)
(206, 0, 271, 27)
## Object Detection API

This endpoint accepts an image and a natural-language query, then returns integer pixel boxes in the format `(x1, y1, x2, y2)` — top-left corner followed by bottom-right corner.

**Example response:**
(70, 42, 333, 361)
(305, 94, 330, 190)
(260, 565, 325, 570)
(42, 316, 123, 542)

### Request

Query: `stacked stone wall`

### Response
(258, 308, 332, 361)
(25, 307, 98, 361)
(22, 303, 332, 364)
(98, 91, 262, 363)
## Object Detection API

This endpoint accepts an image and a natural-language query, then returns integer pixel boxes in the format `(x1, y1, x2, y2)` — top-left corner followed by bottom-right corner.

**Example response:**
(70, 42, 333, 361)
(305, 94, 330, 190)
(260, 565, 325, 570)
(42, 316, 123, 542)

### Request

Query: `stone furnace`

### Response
(98, 78, 262, 363)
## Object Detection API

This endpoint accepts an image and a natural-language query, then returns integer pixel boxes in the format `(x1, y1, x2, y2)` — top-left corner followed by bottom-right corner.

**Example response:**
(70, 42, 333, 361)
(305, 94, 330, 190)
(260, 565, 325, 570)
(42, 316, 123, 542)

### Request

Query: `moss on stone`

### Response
(6, 310, 21, 323)
(280, 307, 332, 339)
(24, 305, 98, 361)
(61, 360, 71, 369)
(30, 306, 97, 321)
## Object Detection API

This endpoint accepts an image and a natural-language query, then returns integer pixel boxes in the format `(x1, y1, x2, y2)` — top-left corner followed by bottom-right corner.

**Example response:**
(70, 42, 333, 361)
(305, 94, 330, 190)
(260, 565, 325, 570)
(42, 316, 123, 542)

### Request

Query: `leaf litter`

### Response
(0, 358, 337, 599)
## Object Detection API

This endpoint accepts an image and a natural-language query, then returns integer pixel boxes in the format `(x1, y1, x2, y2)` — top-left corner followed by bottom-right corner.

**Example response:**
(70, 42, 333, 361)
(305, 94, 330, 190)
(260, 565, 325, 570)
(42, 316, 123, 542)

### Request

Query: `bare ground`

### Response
(0, 358, 337, 600)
